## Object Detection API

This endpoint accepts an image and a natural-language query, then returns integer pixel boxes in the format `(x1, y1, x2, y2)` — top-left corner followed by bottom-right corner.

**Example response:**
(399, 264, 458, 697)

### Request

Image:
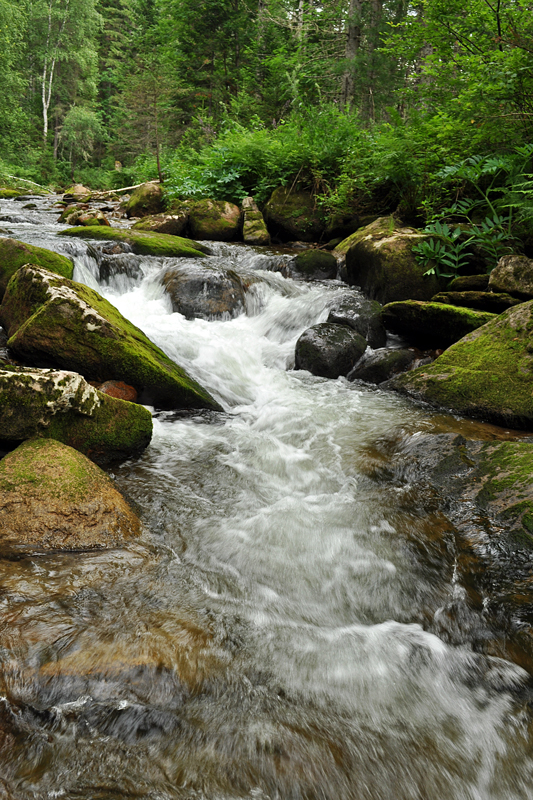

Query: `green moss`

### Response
(59, 226, 208, 257)
(0, 237, 73, 299)
(1, 267, 222, 411)
(334, 216, 397, 255)
(0, 189, 23, 199)
(382, 301, 495, 348)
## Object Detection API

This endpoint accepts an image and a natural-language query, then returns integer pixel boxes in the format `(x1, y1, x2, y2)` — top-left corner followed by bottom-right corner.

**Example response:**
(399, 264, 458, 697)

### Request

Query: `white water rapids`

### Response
(1, 197, 533, 799)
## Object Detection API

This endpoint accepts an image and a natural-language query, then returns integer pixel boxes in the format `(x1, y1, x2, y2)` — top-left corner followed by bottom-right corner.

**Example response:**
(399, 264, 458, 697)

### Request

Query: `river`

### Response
(0, 195, 532, 799)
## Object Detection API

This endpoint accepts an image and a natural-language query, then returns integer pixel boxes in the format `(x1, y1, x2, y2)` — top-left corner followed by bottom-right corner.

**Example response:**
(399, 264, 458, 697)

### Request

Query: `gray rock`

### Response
(161, 263, 246, 320)
(294, 323, 367, 378)
(289, 250, 337, 280)
(489, 254, 533, 298)
(348, 348, 418, 384)
(327, 295, 386, 348)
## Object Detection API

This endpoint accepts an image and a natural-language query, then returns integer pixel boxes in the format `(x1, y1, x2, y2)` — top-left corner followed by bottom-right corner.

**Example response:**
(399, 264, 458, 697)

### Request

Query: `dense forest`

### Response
(1, 0, 533, 229)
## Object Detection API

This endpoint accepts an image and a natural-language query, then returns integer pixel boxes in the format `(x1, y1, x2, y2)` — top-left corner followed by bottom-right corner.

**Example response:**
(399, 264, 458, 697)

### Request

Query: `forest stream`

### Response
(2, 195, 533, 800)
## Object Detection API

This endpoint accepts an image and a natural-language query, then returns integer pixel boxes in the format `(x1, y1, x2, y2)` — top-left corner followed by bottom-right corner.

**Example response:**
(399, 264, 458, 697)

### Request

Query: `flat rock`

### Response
(382, 301, 495, 349)
(132, 213, 188, 236)
(295, 323, 367, 378)
(0, 439, 142, 554)
(59, 226, 208, 258)
(0, 266, 221, 411)
(431, 290, 521, 314)
(0, 366, 152, 464)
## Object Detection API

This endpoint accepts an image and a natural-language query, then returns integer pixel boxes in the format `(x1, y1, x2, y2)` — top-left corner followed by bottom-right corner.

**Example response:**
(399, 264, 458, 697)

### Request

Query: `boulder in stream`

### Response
(161, 263, 246, 319)
(0, 266, 222, 411)
(59, 226, 208, 257)
(132, 212, 189, 236)
(327, 294, 386, 348)
(124, 182, 164, 218)
(382, 301, 496, 349)
(185, 199, 241, 241)
(0, 366, 152, 464)
(263, 187, 326, 242)
(339, 217, 446, 304)
(0, 438, 142, 554)
(288, 250, 337, 281)
(348, 347, 419, 384)
(295, 323, 367, 378)
(387, 299, 533, 430)
(0, 237, 73, 300)
(488, 254, 533, 298)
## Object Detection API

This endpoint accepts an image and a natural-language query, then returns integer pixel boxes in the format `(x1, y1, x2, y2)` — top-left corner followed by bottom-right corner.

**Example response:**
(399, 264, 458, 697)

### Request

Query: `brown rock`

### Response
(0, 439, 142, 554)
(98, 380, 138, 402)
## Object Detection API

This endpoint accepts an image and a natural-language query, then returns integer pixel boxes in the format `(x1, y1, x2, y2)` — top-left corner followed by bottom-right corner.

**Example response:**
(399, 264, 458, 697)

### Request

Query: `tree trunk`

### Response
(341, 0, 362, 107)
(361, 0, 382, 120)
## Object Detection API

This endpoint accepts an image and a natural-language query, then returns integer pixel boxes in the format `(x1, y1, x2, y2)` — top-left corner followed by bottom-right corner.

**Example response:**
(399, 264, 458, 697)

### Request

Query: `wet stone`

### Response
(295, 322, 367, 378)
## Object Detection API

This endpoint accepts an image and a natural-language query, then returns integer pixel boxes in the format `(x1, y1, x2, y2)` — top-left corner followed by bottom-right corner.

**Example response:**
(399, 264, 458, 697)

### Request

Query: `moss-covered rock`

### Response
(488, 254, 533, 298)
(0, 438, 142, 554)
(185, 199, 241, 241)
(448, 274, 490, 292)
(0, 266, 222, 411)
(387, 300, 533, 429)
(339, 217, 446, 304)
(431, 290, 521, 314)
(132, 212, 188, 236)
(264, 187, 326, 242)
(63, 184, 92, 202)
(161, 263, 246, 320)
(382, 301, 496, 348)
(242, 197, 270, 246)
(58, 203, 86, 223)
(327, 294, 386, 349)
(74, 210, 110, 227)
(294, 323, 367, 378)
(0, 189, 23, 199)
(289, 249, 337, 280)
(0, 366, 152, 464)
(348, 347, 418, 384)
(0, 237, 73, 300)
(124, 182, 164, 218)
(59, 226, 208, 257)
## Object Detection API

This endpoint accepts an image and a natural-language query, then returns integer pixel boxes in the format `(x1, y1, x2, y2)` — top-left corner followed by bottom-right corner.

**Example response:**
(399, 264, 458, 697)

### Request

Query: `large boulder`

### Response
(0, 438, 142, 554)
(264, 187, 326, 242)
(132, 212, 189, 236)
(124, 182, 164, 218)
(387, 299, 533, 429)
(381, 301, 496, 349)
(59, 226, 208, 258)
(294, 323, 367, 378)
(488, 254, 533, 298)
(0, 237, 73, 300)
(327, 294, 386, 349)
(0, 266, 222, 411)
(430, 291, 521, 314)
(0, 366, 152, 464)
(161, 263, 246, 320)
(289, 250, 337, 281)
(186, 199, 241, 241)
(339, 217, 445, 304)
(63, 184, 92, 202)
(348, 347, 419, 384)
(242, 197, 270, 246)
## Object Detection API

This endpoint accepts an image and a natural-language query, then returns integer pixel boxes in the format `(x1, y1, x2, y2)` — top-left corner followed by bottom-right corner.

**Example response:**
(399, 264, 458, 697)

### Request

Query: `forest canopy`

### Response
(0, 0, 532, 224)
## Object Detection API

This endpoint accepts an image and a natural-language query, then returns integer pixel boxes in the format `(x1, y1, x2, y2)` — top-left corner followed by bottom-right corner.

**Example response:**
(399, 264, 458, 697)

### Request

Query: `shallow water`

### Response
(1, 197, 533, 799)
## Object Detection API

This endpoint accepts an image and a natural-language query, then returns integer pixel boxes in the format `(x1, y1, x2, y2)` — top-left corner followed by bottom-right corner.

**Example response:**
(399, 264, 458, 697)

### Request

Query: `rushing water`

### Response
(1, 196, 533, 799)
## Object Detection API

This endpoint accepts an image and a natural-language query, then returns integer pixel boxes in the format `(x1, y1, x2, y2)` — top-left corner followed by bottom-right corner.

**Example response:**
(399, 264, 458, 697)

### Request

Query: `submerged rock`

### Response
(327, 294, 386, 349)
(161, 263, 246, 319)
(488, 254, 533, 298)
(295, 323, 367, 378)
(289, 250, 337, 281)
(382, 301, 496, 349)
(242, 197, 270, 246)
(60, 226, 208, 258)
(0, 237, 73, 300)
(0, 266, 222, 411)
(124, 182, 164, 218)
(264, 187, 326, 242)
(339, 217, 445, 304)
(387, 299, 533, 430)
(0, 366, 152, 464)
(0, 438, 142, 554)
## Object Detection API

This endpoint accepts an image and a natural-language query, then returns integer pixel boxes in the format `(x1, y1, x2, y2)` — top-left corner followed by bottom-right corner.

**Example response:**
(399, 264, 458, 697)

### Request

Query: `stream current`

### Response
(1, 197, 533, 798)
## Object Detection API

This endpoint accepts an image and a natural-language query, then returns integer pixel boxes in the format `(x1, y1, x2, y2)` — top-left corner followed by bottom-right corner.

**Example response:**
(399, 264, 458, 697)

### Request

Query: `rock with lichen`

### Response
(0, 366, 152, 463)
(488, 254, 533, 298)
(0, 438, 142, 554)
(0, 265, 222, 411)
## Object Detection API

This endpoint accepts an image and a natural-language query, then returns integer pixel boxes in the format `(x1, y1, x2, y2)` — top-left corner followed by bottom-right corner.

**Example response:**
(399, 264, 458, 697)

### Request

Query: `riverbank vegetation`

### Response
(1, 0, 532, 231)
